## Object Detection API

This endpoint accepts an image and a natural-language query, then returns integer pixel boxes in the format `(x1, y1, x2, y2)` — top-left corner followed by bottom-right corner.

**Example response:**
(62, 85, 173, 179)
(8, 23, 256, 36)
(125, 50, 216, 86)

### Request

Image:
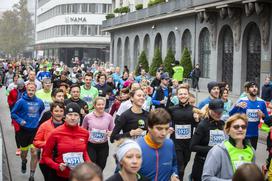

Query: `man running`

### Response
(11, 82, 45, 181)
(198, 81, 220, 109)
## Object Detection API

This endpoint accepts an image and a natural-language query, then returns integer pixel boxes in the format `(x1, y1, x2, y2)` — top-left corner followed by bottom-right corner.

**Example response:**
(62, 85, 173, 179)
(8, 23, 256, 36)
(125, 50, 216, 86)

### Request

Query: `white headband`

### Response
(116, 139, 142, 162)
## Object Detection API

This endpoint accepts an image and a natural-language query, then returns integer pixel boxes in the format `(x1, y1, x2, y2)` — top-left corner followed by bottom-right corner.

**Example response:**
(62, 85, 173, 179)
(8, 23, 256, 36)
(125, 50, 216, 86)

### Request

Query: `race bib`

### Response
(208, 130, 225, 146)
(233, 161, 251, 170)
(175, 125, 191, 139)
(62, 152, 84, 170)
(246, 109, 259, 122)
(90, 129, 107, 143)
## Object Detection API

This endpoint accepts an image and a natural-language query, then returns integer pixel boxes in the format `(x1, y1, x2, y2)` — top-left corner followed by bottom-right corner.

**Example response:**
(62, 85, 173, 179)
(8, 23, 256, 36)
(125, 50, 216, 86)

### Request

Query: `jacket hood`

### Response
(22, 92, 37, 101)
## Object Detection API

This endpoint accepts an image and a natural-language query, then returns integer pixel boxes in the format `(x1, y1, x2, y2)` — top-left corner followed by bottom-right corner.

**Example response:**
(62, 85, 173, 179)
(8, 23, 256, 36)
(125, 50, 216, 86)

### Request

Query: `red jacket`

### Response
(42, 123, 90, 178)
(33, 118, 61, 164)
(7, 88, 25, 109)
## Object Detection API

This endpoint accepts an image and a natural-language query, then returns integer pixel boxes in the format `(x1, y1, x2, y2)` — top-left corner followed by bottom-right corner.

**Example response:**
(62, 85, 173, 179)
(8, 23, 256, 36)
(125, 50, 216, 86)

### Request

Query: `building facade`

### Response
(102, 0, 272, 95)
(35, 0, 112, 66)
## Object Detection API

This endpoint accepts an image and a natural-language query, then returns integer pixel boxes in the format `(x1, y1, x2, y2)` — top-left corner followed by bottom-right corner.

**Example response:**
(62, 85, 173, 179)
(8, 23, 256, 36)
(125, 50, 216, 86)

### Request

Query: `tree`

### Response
(180, 48, 193, 78)
(135, 51, 149, 75)
(0, 0, 33, 57)
(164, 49, 175, 76)
(149, 48, 162, 76)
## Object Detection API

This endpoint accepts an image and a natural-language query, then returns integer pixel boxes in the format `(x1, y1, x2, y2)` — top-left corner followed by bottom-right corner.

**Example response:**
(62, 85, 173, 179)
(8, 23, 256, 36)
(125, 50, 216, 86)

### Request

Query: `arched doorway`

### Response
(182, 29, 192, 54)
(143, 34, 150, 60)
(167, 31, 176, 54)
(124, 37, 130, 70)
(134, 35, 140, 70)
(117, 38, 122, 67)
(154, 33, 162, 54)
(199, 28, 210, 78)
(245, 23, 261, 83)
(221, 26, 234, 89)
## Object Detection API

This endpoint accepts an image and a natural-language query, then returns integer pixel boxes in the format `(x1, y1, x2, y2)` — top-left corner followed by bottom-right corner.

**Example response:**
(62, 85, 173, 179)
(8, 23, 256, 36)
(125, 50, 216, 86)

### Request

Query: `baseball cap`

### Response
(208, 99, 224, 112)
(65, 102, 81, 115)
(245, 81, 258, 89)
(161, 72, 170, 80)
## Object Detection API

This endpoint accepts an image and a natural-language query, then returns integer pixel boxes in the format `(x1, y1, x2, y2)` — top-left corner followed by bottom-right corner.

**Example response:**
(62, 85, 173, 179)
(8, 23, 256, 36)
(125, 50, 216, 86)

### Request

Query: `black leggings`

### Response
(176, 148, 191, 181)
(39, 163, 53, 181)
(15, 131, 20, 148)
(191, 156, 205, 181)
(248, 137, 258, 150)
(87, 142, 109, 170)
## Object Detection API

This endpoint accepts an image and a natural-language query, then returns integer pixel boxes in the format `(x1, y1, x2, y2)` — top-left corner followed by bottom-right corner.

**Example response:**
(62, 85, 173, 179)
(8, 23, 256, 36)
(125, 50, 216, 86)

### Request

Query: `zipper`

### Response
(155, 150, 159, 181)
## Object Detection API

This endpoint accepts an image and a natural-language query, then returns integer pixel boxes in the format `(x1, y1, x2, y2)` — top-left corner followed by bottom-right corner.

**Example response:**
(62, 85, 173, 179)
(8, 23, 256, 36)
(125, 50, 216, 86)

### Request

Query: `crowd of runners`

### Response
(0, 58, 271, 181)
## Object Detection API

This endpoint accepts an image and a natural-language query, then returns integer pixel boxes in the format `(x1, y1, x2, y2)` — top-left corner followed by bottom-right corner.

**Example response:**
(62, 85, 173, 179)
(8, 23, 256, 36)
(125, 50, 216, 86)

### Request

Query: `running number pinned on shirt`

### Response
(62, 152, 84, 170)
(208, 130, 225, 146)
(90, 128, 107, 143)
(175, 125, 191, 139)
(246, 109, 259, 122)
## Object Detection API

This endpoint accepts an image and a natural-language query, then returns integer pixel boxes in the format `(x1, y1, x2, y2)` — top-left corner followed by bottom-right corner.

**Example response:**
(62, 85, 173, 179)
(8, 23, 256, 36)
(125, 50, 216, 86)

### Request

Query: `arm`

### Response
(171, 143, 178, 176)
(11, 101, 24, 125)
(42, 133, 61, 171)
(83, 133, 91, 162)
(110, 114, 130, 143)
(261, 102, 270, 125)
(202, 146, 231, 181)
(33, 125, 46, 148)
(82, 115, 89, 130)
(7, 89, 17, 109)
(190, 122, 212, 153)
(151, 90, 161, 106)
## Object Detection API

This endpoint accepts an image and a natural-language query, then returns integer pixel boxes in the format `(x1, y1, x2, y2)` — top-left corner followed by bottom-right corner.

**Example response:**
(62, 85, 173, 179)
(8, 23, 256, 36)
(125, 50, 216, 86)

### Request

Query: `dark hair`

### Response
(51, 88, 64, 98)
(129, 88, 143, 98)
(147, 108, 171, 128)
(50, 101, 65, 112)
(232, 163, 264, 181)
(220, 87, 229, 98)
(84, 72, 93, 78)
(97, 73, 107, 80)
(59, 82, 69, 88)
(69, 84, 81, 93)
(70, 163, 103, 181)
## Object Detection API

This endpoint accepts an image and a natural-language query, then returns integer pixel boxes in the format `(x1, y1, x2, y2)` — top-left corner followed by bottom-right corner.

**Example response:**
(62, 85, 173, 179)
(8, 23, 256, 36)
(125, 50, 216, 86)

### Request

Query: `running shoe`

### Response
(21, 159, 27, 174)
(29, 176, 34, 181)
(16, 148, 21, 156)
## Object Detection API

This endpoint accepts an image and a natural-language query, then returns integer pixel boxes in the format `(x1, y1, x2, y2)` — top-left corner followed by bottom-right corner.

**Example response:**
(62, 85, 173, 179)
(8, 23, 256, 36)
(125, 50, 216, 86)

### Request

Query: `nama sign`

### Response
(65, 17, 87, 23)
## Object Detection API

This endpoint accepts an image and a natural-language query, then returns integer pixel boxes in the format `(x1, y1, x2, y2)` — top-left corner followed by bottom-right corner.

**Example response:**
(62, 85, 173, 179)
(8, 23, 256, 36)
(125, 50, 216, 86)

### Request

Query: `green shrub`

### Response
(148, 0, 166, 7)
(149, 48, 163, 76)
(113, 8, 120, 13)
(135, 51, 149, 75)
(120, 6, 130, 13)
(164, 49, 175, 76)
(106, 13, 115, 19)
(135, 4, 143, 10)
(180, 48, 192, 78)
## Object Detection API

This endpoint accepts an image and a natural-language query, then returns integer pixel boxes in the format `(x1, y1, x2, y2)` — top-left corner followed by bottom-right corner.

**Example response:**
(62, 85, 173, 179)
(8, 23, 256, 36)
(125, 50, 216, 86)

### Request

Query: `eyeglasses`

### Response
(232, 124, 247, 130)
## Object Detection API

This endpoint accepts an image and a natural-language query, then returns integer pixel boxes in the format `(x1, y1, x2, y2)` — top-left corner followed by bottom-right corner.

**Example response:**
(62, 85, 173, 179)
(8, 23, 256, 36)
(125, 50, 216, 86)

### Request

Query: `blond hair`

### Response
(224, 114, 248, 134)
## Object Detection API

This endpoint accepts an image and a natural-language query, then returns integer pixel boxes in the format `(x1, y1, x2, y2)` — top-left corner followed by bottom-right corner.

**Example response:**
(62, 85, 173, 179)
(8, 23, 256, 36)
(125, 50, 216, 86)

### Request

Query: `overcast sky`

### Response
(0, 0, 19, 11)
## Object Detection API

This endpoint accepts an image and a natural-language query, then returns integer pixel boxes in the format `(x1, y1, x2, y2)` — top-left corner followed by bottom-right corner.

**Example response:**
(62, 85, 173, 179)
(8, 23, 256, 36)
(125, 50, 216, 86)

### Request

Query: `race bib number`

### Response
(246, 109, 259, 122)
(175, 125, 191, 139)
(208, 130, 225, 146)
(90, 129, 107, 143)
(233, 161, 251, 170)
(62, 152, 84, 170)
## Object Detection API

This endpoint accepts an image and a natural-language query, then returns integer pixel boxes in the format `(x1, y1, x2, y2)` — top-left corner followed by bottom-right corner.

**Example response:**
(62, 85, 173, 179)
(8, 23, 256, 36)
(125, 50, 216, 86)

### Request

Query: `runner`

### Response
(168, 85, 199, 180)
(25, 70, 42, 90)
(229, 81, 269, 149)
(11, 82, 45, 181)
(137, 108, 179, 181)
(95, 73, 113, 110)
(80, 72, 98, 110)
(36, 78, 53, 111)
(82, 97, 114, 170)
(33, 102, 65, 181)
(198, 81, 220, 109)
(190, 99, 225, 181)
(42, 102, 90, 181)
(70, 163, 103, 181)
(111, 88, 148, 142)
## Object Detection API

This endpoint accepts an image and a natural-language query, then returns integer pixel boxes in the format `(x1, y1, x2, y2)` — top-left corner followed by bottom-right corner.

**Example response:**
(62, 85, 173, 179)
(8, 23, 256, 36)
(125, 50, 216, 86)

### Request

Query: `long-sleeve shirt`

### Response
(229, 96, 270, 137)
(82, 112, 114, 143)
(42, 123, 90, 178)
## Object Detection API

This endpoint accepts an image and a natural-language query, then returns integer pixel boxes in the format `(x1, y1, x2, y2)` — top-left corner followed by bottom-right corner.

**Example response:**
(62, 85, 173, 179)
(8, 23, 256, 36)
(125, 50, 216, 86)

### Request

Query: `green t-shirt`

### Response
(173, 66, 184, 81)
(80, 85, 99, 110)
(35, 89, 53, 110)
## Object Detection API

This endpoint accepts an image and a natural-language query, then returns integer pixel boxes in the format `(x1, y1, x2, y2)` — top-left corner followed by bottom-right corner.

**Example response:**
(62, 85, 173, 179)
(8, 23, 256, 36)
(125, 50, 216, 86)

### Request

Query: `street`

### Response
(0, 87, 268, 181)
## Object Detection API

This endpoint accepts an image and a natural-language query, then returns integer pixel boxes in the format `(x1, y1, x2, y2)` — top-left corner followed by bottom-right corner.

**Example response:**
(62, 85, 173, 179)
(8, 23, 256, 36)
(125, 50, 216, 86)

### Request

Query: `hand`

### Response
(107, 131, 112, 137)
(257, 110, 265, 118)
(20, 120, 26, 126)
(106, 94, 110, 99)
(168, 127, 174, 135)
(160, 100, 166, 105)
(130, 128, 144, 136)
(236, 102, 247, 108)
(171, 175, 180, 181)
(268, 103, 272, 109)
(59, 163, 66, 171)
(80, 108, 86, 115)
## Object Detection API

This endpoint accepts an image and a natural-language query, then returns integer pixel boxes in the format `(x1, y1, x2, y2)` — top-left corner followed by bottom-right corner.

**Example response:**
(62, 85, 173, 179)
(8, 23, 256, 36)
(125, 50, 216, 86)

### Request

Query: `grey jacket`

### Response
(202, 141, 255, 181)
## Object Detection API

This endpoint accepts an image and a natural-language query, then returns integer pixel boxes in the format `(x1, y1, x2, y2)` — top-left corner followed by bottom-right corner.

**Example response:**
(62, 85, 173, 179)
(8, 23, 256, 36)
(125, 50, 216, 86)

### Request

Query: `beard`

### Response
(249, 92, 257, 97)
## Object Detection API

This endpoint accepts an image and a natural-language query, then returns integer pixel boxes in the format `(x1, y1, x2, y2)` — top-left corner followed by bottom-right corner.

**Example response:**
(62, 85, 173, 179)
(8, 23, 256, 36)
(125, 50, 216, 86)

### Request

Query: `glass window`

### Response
(67, 4, 72, 13)
(72, 25, 79, 36)
(199, 28, 210, 78)
(81, 25, 87, 35)
(66, 25, 71, 35)
(61, 25, 65, 36)
(96, 4, 102, 13)
(72, 4, 79, 13)
(89, 4, 95, 13)
(103, 4, 107, 13)
(81, 4, 88, 13)
(61, 5, 67, 14)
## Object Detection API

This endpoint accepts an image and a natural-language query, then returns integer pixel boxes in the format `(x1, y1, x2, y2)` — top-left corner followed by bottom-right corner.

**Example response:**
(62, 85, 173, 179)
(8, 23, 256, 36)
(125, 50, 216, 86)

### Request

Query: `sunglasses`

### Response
(232, 124, 247, 130)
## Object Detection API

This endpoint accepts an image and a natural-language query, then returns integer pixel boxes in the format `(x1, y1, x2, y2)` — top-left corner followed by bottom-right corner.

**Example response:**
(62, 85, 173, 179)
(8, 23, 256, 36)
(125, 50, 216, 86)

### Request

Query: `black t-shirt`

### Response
(106, 172, 150, 181)
(110, 108, 148, 143)
(168, 103, 198, 148)
(95, 83, 112, 109)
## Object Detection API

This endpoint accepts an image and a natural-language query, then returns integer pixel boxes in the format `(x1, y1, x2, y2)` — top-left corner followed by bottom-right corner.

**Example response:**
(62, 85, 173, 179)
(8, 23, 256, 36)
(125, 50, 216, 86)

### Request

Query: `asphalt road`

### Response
(0, 88, 268, 181)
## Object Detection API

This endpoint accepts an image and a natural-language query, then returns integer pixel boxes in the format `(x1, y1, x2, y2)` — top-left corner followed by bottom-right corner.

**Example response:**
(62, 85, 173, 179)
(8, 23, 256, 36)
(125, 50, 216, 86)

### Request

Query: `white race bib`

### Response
(62, 152, 84, 169)
(90, 129, 107, 143)
(208, 130, 225, 146)
(175, 125, 191, 139)
(246, 109, 259, 122)
(233, 161, 252, 170)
